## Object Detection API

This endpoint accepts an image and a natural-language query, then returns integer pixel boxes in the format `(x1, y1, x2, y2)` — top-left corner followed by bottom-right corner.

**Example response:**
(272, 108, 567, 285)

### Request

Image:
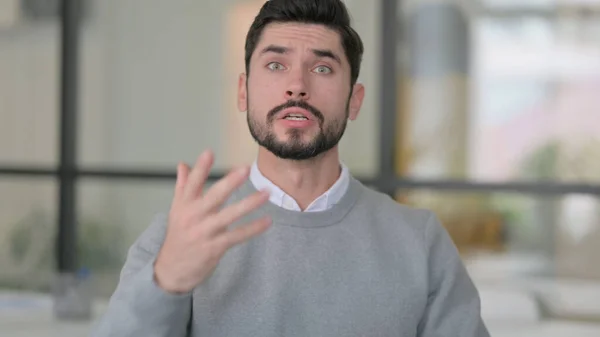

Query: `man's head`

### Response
(237, 0, 365, 161)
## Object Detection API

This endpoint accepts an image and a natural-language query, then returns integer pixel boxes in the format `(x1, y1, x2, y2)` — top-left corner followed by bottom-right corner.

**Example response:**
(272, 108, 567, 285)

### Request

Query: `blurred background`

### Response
(1, 0, 600, 336)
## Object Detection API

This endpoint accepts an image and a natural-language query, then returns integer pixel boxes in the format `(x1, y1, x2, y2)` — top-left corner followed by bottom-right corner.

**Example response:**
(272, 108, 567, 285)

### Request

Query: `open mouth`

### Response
(283, 113, 309, 121)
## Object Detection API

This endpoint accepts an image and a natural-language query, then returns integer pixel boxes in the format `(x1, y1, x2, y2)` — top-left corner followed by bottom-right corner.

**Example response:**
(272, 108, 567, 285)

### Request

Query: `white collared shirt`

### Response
(249, 161, 350, 212)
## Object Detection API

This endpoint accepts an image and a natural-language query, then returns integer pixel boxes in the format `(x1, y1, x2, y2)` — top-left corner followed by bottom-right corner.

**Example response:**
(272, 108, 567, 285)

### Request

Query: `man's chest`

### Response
(189, 232, 428, 337)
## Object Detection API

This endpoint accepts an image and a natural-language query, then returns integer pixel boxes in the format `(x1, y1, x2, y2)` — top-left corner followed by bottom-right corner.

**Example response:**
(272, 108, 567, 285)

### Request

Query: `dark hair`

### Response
(244, 0, 364, 86)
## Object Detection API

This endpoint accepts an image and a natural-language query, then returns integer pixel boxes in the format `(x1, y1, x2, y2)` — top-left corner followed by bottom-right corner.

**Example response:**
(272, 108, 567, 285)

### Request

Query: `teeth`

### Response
(284, 116, 308, 120)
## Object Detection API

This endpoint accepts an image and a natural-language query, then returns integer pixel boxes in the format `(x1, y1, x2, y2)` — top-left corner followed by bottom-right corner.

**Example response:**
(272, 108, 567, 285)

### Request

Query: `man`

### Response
(91, 0, 490, 336)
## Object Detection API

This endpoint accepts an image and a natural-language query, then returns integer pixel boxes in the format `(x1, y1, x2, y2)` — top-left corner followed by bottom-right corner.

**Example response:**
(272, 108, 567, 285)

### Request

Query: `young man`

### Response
(91, 1, 490, 336)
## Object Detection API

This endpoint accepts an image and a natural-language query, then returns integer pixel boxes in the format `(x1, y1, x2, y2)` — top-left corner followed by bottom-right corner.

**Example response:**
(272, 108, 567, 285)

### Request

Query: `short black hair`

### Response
(244, 0, 364, 86)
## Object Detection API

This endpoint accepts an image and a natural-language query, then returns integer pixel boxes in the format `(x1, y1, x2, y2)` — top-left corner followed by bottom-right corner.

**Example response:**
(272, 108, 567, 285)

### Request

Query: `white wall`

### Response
(0, 23, 59, 166)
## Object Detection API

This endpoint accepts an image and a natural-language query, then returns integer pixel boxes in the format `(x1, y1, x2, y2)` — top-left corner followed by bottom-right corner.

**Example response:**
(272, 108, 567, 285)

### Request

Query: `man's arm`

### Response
(90, 153, 271, 336)
(90, 213, 192, 337)
(417, 212, 490, 337)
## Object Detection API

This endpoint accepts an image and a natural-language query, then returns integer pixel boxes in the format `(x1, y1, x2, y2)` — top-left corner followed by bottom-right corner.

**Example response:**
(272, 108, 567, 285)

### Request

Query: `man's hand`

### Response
(154, 150, 271, 294)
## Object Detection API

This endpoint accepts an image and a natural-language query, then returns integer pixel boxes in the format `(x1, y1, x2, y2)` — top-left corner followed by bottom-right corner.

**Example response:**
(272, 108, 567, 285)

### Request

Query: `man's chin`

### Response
(269, 149, 320, 161)
(260, 141, 318, 160)
(272, 134, 315, 146)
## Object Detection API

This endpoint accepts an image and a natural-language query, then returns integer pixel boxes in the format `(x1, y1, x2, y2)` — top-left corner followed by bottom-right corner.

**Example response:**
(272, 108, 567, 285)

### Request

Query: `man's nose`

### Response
(284, 71, 310, 100)
(285, 90, 309, 100)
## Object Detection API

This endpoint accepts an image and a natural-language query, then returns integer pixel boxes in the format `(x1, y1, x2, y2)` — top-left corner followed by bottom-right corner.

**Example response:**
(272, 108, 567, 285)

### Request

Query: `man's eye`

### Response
(267, 62, 285, 71)
(314, 66, 332, 74)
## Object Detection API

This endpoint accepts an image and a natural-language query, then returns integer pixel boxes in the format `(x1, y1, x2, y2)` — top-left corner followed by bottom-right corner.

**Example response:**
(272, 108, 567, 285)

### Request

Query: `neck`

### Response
(256, 147, 342, 210)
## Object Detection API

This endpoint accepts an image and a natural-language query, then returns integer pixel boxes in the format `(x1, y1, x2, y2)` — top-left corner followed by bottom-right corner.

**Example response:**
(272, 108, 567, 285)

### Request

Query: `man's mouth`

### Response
(278, 107, 313, 122)
(283, 113, 309, 121)
(268, 101, 323, 124)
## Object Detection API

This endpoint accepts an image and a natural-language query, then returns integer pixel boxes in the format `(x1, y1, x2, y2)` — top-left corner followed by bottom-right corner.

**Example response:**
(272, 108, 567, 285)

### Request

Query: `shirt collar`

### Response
(249, 161, 350, 212)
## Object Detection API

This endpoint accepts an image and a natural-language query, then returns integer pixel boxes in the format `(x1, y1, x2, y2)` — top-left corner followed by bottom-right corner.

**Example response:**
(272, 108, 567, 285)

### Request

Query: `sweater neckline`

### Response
(234, 176, 364, 228)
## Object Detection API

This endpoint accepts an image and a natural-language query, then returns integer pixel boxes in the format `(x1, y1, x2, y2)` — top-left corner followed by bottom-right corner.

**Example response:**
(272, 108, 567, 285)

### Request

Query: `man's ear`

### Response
(348, 83, 365, 121)
(237, 73, 248, 112)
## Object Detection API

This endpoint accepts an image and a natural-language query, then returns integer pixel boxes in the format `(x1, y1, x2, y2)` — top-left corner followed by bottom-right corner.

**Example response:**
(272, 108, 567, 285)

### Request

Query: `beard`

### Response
(247, 99, 349, 161)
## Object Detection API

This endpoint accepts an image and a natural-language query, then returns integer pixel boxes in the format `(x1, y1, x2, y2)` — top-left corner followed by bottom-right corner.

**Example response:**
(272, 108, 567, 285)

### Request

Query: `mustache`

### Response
(267, 100, 324, 124)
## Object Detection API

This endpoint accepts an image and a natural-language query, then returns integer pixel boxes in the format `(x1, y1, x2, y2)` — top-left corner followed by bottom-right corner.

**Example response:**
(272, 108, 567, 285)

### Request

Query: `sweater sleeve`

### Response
(417, 212, 490, 337)
(90, 213, 192, 337)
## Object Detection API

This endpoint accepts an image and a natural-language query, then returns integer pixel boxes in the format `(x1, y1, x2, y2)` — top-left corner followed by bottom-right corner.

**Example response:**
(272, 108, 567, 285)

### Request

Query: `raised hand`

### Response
(153, 150, 271, 294)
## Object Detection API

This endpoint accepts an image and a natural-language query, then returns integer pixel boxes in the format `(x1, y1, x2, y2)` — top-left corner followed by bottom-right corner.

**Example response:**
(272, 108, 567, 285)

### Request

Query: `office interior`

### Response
(1, 0, 600, 336)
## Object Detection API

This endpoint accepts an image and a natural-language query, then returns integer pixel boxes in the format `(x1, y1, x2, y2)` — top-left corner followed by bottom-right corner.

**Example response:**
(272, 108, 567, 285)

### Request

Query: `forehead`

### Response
(256, 22, 344, 57)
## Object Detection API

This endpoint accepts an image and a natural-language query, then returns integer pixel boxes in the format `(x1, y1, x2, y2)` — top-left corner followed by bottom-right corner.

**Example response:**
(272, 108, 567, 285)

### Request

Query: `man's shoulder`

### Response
(358, 184, 434, 224)
(353, 183, 446, 263)
(130, 212, 169, 254)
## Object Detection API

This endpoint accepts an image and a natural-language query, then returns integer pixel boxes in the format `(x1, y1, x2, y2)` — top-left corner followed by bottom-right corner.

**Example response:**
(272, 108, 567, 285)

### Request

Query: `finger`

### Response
(174, 162, 190, 200)
(183, 150, 214, 201)
(202, 190, 270, 235)
(197, 165, 250, 214)
(216, 216, 272, 249)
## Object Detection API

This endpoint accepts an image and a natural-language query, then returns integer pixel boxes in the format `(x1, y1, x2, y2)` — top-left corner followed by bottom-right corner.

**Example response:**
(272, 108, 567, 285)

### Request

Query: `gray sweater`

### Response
(91, 176, 490, 337)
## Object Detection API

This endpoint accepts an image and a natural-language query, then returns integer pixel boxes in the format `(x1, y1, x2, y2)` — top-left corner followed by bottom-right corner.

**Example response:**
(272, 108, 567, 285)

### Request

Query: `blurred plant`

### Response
(515, 138, 600, 276)
(1, 208, 127, 291)
(519, 140, 561, 180)
(77, 217, 127, 271)
(515, 140, 562, 255)
(519, 138, 600, 181)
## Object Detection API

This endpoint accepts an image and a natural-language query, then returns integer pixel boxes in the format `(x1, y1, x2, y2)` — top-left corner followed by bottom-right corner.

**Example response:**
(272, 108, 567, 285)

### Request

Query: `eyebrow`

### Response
(260, 45, 289, 55)
(312, 48, 341, 65)
(259, 44, 342, 65)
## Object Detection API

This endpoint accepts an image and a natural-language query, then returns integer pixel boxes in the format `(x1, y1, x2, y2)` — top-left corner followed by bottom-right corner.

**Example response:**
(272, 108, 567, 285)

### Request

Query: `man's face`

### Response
(238, 23, 364, 160)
